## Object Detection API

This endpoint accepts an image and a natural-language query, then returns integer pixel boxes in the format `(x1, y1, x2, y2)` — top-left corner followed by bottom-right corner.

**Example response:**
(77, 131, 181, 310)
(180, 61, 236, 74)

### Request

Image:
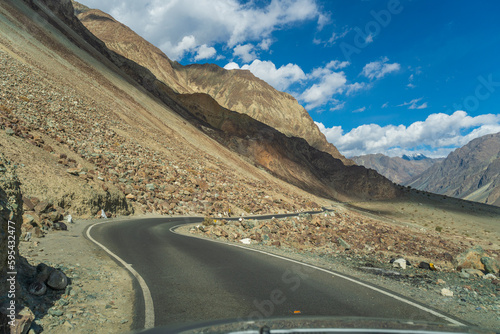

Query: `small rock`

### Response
(240, 238, 251, 245)
(24, 231, 32, 242)
(463, 268, 484, 277)
(392, 258, 407, 269)
(66, 167, 82, 176)
(48, 308, 63, 317)
(53, 222, 68, 231)
(418, 262, 436, 271)
(459, 269, 470, 279)
(337, 237, 351, 250)
(440, 288, 453, 297)
(63, 320, 75, 330)
(436, 279, 446, 285)
(482, 273, 497, 280)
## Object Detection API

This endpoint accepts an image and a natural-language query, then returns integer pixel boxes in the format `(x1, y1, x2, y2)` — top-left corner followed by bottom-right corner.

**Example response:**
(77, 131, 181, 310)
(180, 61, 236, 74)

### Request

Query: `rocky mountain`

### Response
(0, 0, 399, 234)
(74, 3, 351, 165)
(406, 132, 500, 206)
(352, 153, 441, 185)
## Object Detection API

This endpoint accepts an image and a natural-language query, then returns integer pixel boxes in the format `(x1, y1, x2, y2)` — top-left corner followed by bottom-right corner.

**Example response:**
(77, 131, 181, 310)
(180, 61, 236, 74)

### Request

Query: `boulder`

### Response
(22, 213, 35, 225)
(0, 305, 35, 334)
(392, 258, 407, 269)
(46, 210, 63, 222)
(454, 246, 487, 271)
(35, 263, 54, 282)
(47, 270, 68, 290)
(22, 196, 35, 211)
(34, 201, 52, 214)
(480, 257, 499, 274)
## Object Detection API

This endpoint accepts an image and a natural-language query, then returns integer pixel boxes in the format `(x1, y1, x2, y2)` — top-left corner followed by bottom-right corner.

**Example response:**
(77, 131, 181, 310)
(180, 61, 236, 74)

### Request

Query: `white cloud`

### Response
(316, 110, 500, 157)
(194, 44, 216, 60)
(314, 28, 350, 46)
(326, 60, 350, 70)
(300, 71, 347, 110)
(362, 57, 401, 80)
(330, 101, 345, 111)
(224, 62, 240, 70)
(381, 102, 389, 108)
(352, 107, 366, 113)
(233, 44, 257, 62)
(258, 38, 273, 51)
(224, 59, 306, 91)
(225, 57, 365, 111)
(398, 98, 428, 110)
(317, 13, 331, 31)
(346, 82, 368, 95)
(79, 0, 322, 61)
(160, 35, 197, 60)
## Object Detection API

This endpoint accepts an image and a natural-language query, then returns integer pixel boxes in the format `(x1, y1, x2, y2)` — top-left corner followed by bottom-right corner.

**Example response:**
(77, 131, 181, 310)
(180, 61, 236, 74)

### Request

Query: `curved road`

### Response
(87, 215, 465, 331)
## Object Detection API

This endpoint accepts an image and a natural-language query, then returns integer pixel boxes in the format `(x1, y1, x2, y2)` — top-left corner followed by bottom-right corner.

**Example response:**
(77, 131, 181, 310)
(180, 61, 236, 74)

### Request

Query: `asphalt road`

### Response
(87, 215, 464, 331)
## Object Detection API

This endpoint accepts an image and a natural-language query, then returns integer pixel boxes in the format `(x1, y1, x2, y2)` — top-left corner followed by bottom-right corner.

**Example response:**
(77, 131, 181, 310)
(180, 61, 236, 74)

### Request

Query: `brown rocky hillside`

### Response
(74, 3, 351, 165)
(0, 0, 328, 220)
(406, 132, 500, 206)
(0, 0, 401, 228)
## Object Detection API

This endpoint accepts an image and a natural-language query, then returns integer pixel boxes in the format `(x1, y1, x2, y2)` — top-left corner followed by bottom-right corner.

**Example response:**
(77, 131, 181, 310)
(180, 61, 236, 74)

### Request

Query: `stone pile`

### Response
(193, 211, 498, 268)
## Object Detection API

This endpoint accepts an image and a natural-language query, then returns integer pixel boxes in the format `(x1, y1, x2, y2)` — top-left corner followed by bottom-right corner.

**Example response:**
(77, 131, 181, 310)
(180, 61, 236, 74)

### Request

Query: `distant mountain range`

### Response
(406, 132, 500, 206)
(353, 132, 500, 207)
(351, 154, 442, 185)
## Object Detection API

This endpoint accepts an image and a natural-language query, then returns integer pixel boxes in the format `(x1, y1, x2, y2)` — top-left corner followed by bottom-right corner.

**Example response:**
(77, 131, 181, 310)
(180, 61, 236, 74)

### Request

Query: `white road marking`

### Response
(170, 224, 466, 327)
(86, 222, 155, 329)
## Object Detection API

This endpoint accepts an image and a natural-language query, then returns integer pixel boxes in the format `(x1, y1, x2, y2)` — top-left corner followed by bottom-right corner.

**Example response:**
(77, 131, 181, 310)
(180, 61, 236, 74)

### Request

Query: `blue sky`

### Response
(77, 0, 500, 158)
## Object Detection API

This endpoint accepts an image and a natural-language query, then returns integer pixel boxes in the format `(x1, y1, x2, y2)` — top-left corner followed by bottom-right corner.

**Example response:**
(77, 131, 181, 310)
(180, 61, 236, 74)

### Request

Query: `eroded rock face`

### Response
(0, 154, 23, 303)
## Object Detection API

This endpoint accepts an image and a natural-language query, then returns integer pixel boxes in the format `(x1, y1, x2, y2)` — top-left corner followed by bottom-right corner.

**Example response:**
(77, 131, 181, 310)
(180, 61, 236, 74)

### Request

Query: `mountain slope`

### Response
(352, 154, 442, 185)
(0, 0, 400, 228)
(0, 0, 326, 217)
(406, 132, 500, 206)
(74, 4, 351, 165)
